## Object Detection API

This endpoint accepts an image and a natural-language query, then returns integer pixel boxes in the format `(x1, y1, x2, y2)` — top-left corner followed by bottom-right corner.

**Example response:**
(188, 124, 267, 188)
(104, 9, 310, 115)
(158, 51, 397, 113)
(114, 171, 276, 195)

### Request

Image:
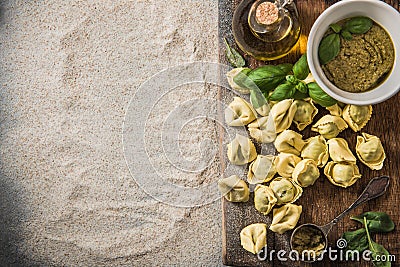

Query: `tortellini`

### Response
(324, 162, 361, 188)
(292, 99, 318, 130)
(220, 93, 383, 241)
(292, 159, 320, 187)
(270, 204, 303, 234)
(326, 103, 343, 116)
(301, 135, 329, 168)
(227, 134, 257, 165)
(225, 97, 257, 126)
(248, 115, 276, 143)
(247, 155, 276, 184)
(226, 68, 251, 94)
(218, 175, 250, 202)
(269, 177, 303, 205)
(343, 105, 372, 132)
(254, 185, 277, 215)
(356, 133, 386, 170)
(311, 115, 348, 139)
(274, 130, 306, 156)
(275, 153, 302, 178)
(240, 223, 267, 254)
(270, 99, 297, 133)
(327, 138, 357, 163)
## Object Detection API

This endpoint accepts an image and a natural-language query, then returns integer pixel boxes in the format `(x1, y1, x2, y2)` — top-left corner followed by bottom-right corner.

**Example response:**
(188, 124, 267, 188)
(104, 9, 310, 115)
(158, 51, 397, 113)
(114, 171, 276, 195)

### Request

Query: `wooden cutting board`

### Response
(218, 0, 400, 266)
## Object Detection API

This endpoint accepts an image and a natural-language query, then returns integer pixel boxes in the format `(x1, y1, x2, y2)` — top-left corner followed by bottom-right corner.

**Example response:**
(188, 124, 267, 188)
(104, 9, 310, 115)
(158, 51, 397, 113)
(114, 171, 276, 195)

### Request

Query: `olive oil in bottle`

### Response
(232, 0, 301, 61)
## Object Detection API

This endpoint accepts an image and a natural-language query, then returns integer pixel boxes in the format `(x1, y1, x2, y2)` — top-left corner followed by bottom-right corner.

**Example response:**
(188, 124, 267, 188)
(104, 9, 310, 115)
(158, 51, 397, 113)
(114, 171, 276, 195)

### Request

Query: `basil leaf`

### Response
(318, 33, 340, 65)
(345, 16, 373, 34)
(232, 68, 252, 88)
(341, 30, 353, 41)
(342, 228, 369, 253)
(292, 90, 308, 100)
(293, 54, 309, 80)
(250, 88, 267, 109)
(269, 82, 296, 101)
(224, 38, 245, 68)
(364, 217, 392, 267)
(330, 23, 342, 33)
(351, 212, 395, 233)
(246, 65, 289, 93)
(295, 81, 308, 94)
(276, 63, 293, 74)
(370, 241, 391, 267)
(307, 82, 337, 107)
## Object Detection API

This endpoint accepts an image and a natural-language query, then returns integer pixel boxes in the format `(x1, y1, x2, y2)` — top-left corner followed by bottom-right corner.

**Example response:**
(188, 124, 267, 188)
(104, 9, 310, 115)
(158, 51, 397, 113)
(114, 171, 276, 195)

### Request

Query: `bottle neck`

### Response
(248, 0, 293, 42)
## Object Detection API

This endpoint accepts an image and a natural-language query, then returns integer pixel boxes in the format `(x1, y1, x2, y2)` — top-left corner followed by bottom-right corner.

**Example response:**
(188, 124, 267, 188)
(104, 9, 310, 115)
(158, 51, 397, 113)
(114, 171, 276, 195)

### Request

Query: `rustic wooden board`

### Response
(218, 0, 400, 266)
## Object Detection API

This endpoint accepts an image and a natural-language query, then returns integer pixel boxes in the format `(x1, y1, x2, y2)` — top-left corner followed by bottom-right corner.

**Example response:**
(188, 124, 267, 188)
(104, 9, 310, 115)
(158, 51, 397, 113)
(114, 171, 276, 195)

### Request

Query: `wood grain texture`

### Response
(218, 0, 400, 266)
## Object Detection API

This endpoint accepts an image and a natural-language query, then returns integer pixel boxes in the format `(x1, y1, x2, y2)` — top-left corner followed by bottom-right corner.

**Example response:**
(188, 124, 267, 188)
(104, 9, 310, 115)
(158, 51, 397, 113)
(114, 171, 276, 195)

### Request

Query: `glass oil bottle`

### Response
(232, 0, 301, 61)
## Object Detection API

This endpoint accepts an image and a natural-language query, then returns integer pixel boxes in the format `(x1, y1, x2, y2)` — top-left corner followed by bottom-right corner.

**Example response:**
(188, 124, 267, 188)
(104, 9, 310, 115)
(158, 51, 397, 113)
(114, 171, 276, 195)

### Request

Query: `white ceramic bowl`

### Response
(307, 0, 400, 105)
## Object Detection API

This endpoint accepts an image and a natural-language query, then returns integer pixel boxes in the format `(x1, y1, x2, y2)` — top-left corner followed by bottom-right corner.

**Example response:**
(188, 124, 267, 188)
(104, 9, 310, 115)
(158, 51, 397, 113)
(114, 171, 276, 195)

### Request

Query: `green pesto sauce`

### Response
(322, 22, 394, 93)
(292, 226, 326, 257)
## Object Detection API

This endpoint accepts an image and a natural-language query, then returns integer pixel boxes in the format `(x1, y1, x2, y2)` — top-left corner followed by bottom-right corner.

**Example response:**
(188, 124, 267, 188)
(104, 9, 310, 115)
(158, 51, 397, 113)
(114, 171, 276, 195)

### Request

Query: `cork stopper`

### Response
(255, 2, 279, 25)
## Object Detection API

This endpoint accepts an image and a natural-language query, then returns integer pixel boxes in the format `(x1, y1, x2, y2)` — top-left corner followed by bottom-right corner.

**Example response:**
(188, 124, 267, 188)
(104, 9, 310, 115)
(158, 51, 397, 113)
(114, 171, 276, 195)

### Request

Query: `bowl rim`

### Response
(307, 0, 400, 105)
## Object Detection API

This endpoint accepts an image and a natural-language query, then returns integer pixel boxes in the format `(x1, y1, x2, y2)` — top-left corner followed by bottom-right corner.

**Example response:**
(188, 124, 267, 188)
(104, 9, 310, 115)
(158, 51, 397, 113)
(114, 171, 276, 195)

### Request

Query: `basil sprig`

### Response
(342, 211, 394, 267)
(224, 38, 245, 68)
(254, 54, 310, 101)
(230, 53, 337, 106)
(318, 16, 373, 64)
